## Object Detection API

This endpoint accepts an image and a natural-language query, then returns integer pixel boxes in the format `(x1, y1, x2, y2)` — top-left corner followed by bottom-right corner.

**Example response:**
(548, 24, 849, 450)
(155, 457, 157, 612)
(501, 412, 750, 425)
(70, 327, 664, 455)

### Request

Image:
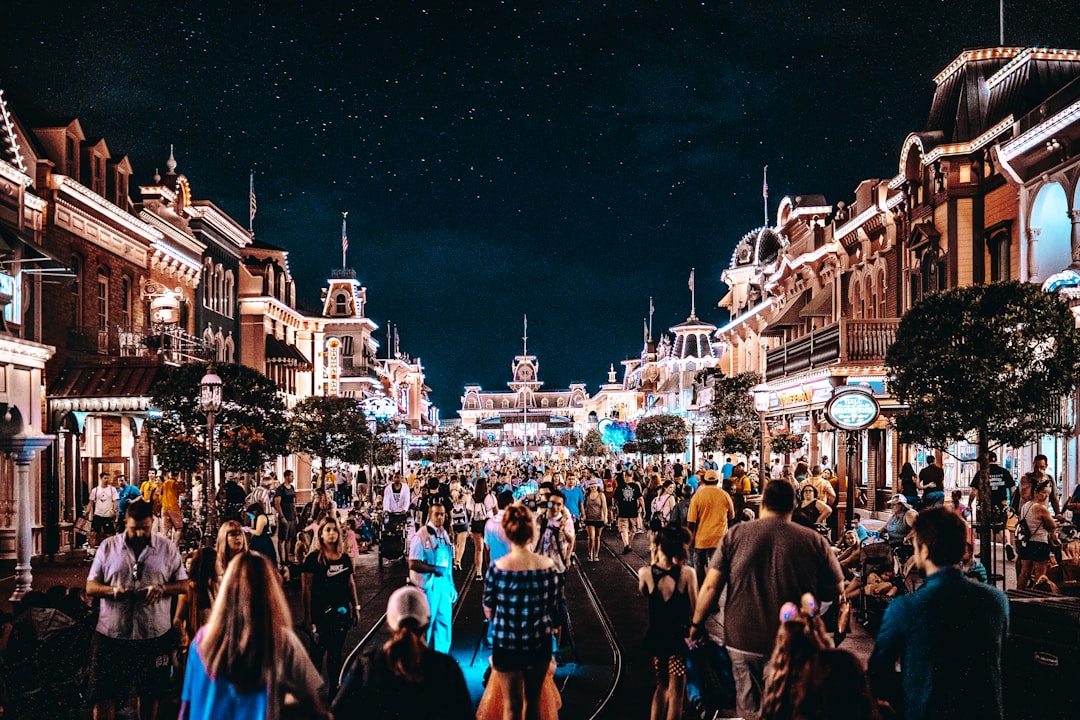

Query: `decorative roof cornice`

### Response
(55, 175, 162, 243)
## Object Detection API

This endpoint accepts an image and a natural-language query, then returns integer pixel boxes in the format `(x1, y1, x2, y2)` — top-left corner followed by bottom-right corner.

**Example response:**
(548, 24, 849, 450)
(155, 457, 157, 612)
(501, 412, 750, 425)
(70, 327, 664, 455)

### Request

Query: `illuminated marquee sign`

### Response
(325, 337, 341, 397)
(825, 388, 880, 431)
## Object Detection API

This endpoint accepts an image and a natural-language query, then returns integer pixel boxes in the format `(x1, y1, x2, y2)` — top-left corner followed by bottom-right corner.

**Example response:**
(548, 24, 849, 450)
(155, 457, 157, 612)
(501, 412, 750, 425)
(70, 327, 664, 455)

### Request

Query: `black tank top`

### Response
(644, 564, 691, 657)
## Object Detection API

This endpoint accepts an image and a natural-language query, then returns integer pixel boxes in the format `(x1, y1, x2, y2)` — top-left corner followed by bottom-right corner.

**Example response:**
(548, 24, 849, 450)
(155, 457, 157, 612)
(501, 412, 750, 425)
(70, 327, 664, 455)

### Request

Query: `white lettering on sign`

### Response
(326, 337, 341, 397)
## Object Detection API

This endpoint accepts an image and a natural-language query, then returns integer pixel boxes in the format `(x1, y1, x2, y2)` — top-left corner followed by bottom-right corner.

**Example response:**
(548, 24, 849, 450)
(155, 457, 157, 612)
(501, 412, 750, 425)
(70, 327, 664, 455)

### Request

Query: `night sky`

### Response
(3, 1, 1080, 415)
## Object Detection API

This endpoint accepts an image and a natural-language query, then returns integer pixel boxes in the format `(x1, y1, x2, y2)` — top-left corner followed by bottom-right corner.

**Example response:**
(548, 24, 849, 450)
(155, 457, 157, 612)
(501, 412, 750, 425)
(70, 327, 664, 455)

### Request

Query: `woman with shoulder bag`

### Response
(650, 482, 677, 533)
(1017, 480, 1057, 590)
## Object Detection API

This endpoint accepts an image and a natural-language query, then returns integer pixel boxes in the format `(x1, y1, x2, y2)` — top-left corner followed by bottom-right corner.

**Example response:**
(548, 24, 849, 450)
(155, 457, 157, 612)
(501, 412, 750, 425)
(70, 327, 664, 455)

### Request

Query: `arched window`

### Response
(485, 400, 493, 409)
(224, 271, 235, 318)
(541, 398, 549, 408)
(501, 399, 509, 409)
(335, 293, 348, 315)
(987, 228, 1011, 282)
(224, 334, 235, 363)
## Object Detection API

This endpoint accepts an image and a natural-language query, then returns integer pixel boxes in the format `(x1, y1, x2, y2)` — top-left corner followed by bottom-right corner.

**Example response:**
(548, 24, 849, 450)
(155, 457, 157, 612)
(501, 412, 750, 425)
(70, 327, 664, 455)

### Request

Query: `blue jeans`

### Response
(727, 646, 768, 720)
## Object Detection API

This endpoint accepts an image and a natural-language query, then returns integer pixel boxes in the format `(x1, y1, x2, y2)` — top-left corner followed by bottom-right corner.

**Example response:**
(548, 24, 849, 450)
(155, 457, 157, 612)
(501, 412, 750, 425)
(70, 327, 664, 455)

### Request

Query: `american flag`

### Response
(248, 171, 256, 232)
(341, 212, 349, 257)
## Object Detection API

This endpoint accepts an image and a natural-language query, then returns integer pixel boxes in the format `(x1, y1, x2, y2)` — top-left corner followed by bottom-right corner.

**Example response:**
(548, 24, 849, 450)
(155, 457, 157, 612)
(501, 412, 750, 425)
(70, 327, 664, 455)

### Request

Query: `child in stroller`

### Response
(839, 539, 904, 634)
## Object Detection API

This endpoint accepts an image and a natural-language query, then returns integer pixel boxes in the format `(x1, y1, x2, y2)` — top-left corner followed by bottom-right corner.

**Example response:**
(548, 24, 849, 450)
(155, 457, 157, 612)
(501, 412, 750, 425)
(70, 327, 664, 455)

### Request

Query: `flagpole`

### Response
(248, 170, 256, 234)
(341, 211, 348, 269)
(648, 296, 654, 342)
(763, 165, 769, 227)
(689, 268, 696, 318)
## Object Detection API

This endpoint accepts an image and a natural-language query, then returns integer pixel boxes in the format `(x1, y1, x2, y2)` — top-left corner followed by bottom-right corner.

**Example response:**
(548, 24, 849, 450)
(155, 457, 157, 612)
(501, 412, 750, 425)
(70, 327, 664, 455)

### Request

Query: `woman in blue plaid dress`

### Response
(483, 504, 563, 720)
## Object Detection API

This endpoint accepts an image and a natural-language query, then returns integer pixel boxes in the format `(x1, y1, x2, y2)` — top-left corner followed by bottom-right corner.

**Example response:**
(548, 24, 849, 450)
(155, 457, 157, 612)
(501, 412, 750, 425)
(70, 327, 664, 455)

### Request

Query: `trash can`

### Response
(1005, 590, 1080, 720)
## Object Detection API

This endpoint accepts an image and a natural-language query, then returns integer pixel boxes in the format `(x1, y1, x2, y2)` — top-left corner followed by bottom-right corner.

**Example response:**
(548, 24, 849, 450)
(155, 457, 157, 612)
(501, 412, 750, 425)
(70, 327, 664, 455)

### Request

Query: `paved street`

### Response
(0, 524, 878, 719)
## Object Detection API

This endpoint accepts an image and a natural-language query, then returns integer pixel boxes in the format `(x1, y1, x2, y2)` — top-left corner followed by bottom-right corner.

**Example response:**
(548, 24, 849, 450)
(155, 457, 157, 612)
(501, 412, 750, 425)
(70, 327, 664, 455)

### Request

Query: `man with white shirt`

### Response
(382, 474, 412, 515)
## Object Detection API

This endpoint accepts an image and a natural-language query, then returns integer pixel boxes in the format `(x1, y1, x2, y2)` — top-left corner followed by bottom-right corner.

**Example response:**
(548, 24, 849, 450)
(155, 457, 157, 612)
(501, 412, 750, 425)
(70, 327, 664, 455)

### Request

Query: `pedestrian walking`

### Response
(85, 471, 119, 549)
(691, 481, 843, 720)
(468, 477, 497, 579)
(179, 551, 327, 719)
(638, 524, 697, 720)
(174, 519, 248, 644)
(869, 506, 1009, 720)
(408, 503, 458, 654)
(302, 515, 361, 692)
(274, 469, 299, 564)
(582, 479, 609, 561)
(84, 498, 188, 720)
(687, 470, 734, 586)
(332, 586, 472, 719)
(483, 504, 563, 720)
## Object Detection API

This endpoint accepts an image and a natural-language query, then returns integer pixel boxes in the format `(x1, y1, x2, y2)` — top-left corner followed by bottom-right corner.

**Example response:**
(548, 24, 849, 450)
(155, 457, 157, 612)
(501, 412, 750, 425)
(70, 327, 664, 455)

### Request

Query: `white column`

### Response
(1027, 227, 1041, 283)
(1069, 209, 1080, 267)
(7, 436, 55, 602)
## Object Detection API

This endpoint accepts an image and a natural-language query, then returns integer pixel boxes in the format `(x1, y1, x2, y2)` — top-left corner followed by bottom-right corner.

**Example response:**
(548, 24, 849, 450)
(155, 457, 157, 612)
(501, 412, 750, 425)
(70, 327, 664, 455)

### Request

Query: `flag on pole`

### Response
(688, 268, 695, 293)
(341, 211, 348, 267)
(643, 319, 648, 343)
(248, 171, 256, 233)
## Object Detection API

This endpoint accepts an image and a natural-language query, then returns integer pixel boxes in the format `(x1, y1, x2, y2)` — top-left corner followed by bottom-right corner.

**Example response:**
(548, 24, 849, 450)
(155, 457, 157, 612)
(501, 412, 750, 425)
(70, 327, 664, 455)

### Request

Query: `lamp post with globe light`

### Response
(199, 368, 223, 537)
(397, 423, 408, 476)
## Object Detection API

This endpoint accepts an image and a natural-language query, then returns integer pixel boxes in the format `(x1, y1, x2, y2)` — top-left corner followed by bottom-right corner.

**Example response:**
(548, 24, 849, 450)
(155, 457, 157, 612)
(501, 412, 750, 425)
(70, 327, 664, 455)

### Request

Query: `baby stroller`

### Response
(4, 602, 96, 718)
(376, 510, 409, 568)
(852, 538, 903, 633)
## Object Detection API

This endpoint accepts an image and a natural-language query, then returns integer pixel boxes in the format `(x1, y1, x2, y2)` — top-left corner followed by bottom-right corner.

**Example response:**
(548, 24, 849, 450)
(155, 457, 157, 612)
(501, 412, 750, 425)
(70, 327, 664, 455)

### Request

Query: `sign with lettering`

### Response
(825, 388, 879, 431)
(325, 337, 341, 397)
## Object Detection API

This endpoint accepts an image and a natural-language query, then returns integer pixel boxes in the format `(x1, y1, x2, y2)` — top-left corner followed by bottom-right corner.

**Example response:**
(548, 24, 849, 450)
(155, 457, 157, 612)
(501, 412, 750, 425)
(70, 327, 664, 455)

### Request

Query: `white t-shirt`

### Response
(90, 485, 119, 518)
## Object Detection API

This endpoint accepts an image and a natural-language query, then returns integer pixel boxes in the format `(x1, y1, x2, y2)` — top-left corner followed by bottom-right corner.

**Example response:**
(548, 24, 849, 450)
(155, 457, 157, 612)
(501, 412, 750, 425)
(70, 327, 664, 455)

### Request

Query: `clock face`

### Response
(518, 364, 534, 381)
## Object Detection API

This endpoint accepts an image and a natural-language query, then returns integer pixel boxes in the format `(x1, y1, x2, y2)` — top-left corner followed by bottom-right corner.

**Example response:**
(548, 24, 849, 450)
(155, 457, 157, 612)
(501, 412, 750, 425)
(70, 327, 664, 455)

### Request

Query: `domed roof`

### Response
(730, 226, 786, 269)
(668, 316, 718, 360)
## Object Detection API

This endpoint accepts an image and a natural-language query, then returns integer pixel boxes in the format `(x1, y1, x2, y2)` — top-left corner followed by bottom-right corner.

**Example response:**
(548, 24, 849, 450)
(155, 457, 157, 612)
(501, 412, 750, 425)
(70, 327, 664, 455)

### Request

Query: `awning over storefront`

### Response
(265, 334, 312, 369)
(478, 413, 574, 428)
(48, 360, 169, 412)
(800, 285, 834, 317)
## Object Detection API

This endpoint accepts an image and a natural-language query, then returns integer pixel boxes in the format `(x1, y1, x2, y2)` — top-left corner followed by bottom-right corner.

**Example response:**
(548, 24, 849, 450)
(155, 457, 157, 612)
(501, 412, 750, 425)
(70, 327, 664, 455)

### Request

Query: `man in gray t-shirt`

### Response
(691, 480, 843, 720)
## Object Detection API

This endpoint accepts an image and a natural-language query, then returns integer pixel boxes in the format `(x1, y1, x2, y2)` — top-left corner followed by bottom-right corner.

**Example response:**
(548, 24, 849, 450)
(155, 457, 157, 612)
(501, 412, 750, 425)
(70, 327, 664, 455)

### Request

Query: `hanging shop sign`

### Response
(825, 387, 880, 431)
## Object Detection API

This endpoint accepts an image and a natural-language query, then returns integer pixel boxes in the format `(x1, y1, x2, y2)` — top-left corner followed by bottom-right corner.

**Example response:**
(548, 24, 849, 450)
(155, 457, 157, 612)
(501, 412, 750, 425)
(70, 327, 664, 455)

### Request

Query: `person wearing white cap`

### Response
(332, 586, 472, 719)
(885, 493, 918, 558)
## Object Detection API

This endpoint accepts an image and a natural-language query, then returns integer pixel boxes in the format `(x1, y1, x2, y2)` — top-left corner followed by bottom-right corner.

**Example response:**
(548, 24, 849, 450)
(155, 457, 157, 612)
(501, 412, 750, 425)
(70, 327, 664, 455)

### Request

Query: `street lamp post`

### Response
(366, 416, 377, 502)
(752, 384, 771, 480)
(199, 368, 223, 538)
(687, 403, 699, 471)
(432, 432, 440, 465)
(397, 423, 408, 476)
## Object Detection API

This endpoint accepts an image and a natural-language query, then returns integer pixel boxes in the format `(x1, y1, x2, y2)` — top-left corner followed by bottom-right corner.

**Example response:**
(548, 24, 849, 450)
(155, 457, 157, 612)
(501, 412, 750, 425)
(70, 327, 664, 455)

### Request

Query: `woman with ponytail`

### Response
(331, 585, 472, 719)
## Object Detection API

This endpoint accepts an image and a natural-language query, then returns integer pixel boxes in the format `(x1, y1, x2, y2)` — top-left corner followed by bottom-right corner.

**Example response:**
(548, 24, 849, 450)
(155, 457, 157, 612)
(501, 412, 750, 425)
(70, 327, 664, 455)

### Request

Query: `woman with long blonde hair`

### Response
(173, 519, 248, 643)
(180, 551, 326, 719)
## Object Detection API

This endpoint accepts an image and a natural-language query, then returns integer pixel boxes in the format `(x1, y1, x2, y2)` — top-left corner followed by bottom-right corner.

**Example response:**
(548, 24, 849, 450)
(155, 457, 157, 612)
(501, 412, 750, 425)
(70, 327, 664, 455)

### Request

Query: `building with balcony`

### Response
(0, 88, 61, 589)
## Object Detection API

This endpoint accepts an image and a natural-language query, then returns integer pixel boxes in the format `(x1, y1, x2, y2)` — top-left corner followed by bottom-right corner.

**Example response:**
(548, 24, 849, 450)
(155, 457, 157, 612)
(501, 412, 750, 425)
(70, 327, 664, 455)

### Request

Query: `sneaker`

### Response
(1005, 545, 1016, 561)
(622, 546, 632, 554)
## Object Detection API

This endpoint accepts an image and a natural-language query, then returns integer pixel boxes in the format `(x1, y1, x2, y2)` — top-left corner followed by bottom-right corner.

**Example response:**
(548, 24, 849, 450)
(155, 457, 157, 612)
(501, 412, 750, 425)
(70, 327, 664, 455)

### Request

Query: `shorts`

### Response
(91, 515, 115, 535)
(163, 509, 183, 531)
(470, 519, 488, 534)
(1019, 540, 1052, 562)
(653, 654, 687, 681)
(278, 517, 297, 541)
(617, 517, 634, 533)
(88, 632, 174, 703)
(452, 524, 469, 534)
(585, 520, 605, 529)
(491, 644, 552, 672)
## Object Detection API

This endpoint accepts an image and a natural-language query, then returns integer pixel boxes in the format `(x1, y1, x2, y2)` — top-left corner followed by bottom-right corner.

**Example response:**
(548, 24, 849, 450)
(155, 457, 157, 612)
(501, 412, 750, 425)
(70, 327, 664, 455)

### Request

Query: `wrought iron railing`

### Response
(766, 319, 900, 381)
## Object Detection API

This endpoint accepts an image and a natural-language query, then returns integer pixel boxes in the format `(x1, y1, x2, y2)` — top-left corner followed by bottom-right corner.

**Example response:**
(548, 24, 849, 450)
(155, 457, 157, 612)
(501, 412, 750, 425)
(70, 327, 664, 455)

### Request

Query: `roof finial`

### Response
(166, 144, 177, 174)
(153, 167, 161, 184)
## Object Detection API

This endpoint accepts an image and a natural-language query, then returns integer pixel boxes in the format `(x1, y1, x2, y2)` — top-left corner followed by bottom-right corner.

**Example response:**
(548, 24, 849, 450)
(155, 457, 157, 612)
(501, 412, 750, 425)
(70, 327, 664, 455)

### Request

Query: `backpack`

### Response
(1014, 504, 1032, 551)
(651, 494, 673, 526)
(668, 499, 691, 528)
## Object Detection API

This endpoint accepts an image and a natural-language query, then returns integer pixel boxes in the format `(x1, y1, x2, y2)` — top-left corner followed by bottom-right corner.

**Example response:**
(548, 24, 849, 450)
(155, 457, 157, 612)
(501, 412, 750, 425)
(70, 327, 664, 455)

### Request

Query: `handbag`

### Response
(74, 516, 93, 536)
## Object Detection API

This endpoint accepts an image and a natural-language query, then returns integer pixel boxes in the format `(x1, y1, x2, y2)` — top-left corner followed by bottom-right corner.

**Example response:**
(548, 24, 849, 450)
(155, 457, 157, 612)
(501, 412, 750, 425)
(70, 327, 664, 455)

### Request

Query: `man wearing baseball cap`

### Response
(687, 469, 735, 586)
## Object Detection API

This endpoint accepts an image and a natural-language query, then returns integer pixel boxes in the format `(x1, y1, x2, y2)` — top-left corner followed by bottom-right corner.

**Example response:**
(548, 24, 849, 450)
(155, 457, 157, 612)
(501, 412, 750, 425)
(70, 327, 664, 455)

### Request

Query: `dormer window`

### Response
(335, 293, 348, 315)
(66, 136, 78, 178)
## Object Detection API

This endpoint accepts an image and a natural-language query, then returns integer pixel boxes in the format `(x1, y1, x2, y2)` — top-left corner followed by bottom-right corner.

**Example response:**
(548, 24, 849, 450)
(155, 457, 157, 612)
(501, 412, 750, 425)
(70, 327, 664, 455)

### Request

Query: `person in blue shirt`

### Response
(684, 469, 700, 492)
(720, 457, 734, 480)
(115, 474, 142, 523)
(869, 506, 1009, 720)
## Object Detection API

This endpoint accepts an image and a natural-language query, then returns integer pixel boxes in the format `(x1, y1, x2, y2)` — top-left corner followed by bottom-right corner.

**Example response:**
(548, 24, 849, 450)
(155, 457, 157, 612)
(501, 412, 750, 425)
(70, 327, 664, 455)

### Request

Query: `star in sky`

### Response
(3, 1, 1079, 413)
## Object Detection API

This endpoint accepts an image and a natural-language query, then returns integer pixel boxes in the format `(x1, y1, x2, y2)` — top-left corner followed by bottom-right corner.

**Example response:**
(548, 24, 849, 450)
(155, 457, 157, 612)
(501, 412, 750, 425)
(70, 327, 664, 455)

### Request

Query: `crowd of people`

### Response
(6, 448, 1074, 719)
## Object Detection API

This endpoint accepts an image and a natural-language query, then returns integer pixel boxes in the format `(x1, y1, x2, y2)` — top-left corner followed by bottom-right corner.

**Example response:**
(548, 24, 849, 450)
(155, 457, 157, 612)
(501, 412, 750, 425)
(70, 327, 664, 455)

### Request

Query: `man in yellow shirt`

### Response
(160, 473, 184, 543)
(687, 469, 735, 586)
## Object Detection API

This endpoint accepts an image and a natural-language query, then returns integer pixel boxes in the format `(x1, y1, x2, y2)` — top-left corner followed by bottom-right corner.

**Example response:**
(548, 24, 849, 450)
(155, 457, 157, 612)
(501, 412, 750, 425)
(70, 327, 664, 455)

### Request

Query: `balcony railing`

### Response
(766, 318, 900, 381)
(70, 323, 213, 365)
